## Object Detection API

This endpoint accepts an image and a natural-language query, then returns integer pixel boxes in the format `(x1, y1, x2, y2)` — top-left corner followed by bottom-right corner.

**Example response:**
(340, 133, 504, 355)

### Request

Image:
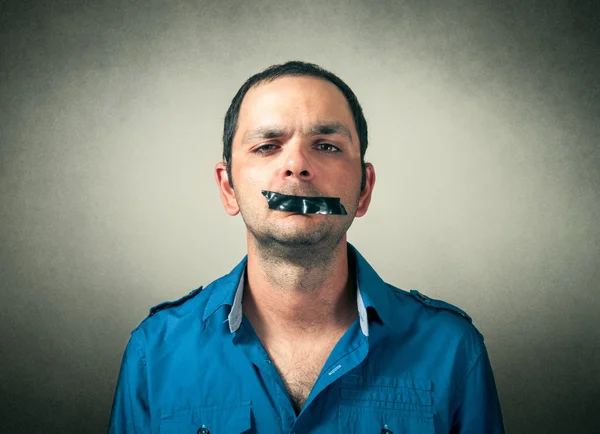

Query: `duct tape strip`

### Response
(261, 190, 347, 215)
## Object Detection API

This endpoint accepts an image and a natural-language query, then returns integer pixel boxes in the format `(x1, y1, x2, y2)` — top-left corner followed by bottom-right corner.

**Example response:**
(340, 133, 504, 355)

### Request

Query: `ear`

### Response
(355, 163, 375, 218)
(215, 162, 240, 216)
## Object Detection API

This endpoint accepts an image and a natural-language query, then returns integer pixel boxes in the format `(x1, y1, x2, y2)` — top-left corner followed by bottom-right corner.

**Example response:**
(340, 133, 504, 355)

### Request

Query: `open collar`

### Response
(202, 242, 394, 336)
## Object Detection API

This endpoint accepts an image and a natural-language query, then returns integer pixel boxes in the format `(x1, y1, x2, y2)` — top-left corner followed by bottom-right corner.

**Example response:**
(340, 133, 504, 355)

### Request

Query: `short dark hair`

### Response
(222, 60, 369, 191)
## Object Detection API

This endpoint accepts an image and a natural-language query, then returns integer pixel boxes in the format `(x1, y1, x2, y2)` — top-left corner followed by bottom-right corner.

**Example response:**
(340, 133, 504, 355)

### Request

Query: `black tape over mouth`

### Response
(261, 190, 348, 215)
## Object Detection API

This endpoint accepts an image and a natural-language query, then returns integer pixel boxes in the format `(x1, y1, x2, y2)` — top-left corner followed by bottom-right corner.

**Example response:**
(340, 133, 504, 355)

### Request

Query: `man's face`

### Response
(218, 76, 374, 252)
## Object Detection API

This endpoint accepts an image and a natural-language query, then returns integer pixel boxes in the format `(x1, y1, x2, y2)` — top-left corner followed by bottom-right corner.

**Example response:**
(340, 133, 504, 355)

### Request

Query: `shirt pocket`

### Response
(159, 401, 252, 434)
(339, 375, 435, 434)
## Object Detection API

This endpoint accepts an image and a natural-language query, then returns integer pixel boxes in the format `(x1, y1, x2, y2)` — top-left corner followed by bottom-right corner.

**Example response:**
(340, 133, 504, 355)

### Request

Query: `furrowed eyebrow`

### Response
(310, 123, 353, 143)
(241, 122, 353, 146)
(242, 127, 289, 145)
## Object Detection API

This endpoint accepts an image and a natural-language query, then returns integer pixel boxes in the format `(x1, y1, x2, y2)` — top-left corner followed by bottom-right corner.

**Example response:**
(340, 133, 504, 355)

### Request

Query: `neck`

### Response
(242, 237, 357, 340)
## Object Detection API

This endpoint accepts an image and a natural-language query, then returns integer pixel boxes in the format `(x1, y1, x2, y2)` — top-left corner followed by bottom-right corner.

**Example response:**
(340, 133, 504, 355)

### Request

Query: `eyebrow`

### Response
(241, 122, 353, 145)
(242, 126, 288, 145)
(310, 122, 353, 143)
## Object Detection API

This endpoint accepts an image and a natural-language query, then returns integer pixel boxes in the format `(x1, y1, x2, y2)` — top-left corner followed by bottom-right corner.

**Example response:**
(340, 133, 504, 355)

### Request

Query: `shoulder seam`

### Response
(147, 285, 204, 318)
(130, 329, 147, 368)
(409, 289, 473, 323)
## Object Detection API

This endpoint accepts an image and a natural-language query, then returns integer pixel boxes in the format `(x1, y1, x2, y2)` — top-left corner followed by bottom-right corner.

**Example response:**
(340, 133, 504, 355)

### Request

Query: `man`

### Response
(109, 61, 504, 433)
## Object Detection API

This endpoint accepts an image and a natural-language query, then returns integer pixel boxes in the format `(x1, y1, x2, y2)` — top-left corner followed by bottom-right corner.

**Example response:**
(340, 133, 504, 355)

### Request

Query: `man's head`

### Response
(223, 61, 369, 191)
(215, 61, 375, 259)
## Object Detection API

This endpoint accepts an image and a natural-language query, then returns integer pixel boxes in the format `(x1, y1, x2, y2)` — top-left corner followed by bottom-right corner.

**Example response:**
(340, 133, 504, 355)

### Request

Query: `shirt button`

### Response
(381, 429, 393, 434)
(197, 427, 210, 434)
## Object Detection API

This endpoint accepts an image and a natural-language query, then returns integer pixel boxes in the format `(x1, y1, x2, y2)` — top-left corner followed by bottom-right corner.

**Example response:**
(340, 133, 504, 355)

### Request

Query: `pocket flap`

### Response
(161, 401, 252, 433)
(340, 375, 433, 411)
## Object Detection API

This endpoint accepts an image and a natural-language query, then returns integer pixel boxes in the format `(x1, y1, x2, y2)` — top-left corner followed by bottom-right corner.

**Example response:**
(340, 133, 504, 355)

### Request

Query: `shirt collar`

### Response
(202, 242, 394, 336)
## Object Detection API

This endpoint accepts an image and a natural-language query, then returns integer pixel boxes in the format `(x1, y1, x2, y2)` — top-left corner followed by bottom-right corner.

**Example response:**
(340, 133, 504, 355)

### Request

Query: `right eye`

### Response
(254, 144, 278, 153)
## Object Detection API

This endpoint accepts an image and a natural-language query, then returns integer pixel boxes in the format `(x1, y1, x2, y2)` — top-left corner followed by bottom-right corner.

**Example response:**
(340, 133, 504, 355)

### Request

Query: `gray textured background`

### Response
(1, 1, 599, 432)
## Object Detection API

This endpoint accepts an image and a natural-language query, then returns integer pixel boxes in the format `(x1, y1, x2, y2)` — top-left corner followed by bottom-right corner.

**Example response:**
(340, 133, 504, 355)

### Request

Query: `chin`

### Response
(257, 227, 331, 247)
(271, 233, 325, 246)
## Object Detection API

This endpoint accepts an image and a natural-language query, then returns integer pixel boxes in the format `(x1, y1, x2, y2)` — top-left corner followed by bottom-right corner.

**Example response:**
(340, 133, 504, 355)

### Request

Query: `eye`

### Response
(253, 144, 279, 153)
(315, 143, 341, 152)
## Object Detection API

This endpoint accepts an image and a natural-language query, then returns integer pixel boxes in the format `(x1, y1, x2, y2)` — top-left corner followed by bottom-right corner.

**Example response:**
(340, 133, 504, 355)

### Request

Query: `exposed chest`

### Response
(266, 339, 338, 414)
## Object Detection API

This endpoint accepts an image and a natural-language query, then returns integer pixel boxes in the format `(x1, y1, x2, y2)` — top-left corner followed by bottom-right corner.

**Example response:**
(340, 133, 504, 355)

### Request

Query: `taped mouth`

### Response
(261, 190, 347, 215)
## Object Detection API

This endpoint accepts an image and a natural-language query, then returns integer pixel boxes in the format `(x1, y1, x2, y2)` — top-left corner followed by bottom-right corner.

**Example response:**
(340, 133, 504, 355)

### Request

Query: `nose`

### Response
(279, 143, 314, 182)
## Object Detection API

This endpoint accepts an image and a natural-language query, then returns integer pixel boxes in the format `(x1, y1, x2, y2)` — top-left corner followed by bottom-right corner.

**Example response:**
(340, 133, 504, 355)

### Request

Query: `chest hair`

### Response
(267, 340, 337, 414)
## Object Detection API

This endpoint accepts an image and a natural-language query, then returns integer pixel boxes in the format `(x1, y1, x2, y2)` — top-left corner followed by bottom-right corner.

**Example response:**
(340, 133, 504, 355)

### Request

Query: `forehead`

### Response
(236, 76, 356, 139)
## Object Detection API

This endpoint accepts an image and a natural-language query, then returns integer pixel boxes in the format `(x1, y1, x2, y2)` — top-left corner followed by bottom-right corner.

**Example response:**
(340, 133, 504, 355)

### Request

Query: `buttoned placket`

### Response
(228, 262, 375, 433)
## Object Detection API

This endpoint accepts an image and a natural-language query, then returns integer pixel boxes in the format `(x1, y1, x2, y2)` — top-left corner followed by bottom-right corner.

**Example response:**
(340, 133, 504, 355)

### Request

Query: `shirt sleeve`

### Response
(108, 332, 151, 434)
(450, 343, 505, 434)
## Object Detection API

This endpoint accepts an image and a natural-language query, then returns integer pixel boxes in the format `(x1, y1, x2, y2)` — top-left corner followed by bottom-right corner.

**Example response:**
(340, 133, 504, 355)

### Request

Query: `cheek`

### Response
(235, 168, 267, 208)
(332, 162, 361, 190)
(235, 163, 263, 189)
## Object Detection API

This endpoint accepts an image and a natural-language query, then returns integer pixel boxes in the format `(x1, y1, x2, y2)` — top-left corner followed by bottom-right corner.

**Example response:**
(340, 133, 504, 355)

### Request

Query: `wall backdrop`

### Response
(1, 1, 598, 432)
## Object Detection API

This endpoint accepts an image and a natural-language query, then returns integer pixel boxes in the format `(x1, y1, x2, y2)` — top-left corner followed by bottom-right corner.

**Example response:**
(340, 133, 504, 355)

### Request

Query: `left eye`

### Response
(316, 143, 340, 152)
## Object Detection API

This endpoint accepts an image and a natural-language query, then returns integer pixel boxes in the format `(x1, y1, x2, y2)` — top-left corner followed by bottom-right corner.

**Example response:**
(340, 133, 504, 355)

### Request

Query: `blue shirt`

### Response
(109, 243, 504, 433)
